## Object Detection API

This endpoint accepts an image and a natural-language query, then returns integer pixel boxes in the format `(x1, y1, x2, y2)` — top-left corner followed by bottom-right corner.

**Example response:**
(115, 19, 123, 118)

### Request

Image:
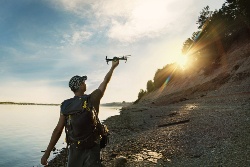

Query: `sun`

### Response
(175, 55, 188, 69)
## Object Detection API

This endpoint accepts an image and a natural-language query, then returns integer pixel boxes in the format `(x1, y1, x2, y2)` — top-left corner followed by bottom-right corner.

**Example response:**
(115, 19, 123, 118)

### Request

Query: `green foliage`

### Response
(138, 89, 147, 99)
(224, 0, 250, 25)
(197, 6, 213, 30)
(153, 64, 177, 89)
(182, 38, 194, 55)
(134, 89, 147, 104)
(146, 80, 155, 93)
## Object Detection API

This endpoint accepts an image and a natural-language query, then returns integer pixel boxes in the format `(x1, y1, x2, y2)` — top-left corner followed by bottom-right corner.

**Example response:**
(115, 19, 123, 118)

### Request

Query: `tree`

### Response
(153, 64, 177, 89)
(224, 0, 250, 25)
(154, 68, 165, 89)
(146, 80, 155, 93)
(138, 89, 147, 99)
(197, 6, 213, 30)
(182, 38, 194, 55)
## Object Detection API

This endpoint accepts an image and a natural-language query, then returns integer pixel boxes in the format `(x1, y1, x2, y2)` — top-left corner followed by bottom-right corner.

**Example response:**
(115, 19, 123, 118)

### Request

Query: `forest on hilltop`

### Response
(135, 0, 250, 103)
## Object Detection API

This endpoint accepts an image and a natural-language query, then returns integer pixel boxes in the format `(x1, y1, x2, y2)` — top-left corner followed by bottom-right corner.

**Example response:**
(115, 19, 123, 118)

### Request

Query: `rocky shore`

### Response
(47, 91, 250, 166)
(47, 42, 250, 167)
(100, 93, 250, 167)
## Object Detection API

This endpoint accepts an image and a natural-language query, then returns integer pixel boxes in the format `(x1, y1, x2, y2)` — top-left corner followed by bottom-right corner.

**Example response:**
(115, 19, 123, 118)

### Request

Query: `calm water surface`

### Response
(0, 105, 121, 167)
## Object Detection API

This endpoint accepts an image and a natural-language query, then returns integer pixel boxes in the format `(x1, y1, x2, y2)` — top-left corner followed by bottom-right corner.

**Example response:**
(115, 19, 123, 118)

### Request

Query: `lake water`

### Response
(0, 105, 121, 167)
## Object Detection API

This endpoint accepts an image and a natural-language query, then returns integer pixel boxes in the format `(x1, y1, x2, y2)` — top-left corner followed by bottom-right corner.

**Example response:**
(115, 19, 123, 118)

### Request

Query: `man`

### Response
(41, 59, 119, 166)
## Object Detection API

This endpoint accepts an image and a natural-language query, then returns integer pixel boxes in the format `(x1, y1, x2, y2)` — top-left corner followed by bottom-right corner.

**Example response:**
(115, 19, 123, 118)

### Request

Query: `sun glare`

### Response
(175, 55, 188, 69)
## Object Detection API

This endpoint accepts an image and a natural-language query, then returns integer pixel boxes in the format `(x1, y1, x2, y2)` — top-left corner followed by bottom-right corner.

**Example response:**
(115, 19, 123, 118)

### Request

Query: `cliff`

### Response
(137, 40, 250, 106)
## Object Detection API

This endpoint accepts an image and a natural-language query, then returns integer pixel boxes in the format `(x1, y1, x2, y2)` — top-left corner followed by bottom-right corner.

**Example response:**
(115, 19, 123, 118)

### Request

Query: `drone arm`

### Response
(106, 55, 130, 64)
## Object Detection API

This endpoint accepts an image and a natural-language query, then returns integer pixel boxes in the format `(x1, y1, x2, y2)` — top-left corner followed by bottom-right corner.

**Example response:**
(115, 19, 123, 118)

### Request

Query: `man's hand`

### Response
(41, 151, 50, 166)
(41, 115, 64, 166)
(112, 59, 119, 69)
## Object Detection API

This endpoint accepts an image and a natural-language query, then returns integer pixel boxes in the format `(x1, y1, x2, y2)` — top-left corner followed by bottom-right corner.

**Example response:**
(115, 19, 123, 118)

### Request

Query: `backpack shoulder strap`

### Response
(61, 95, 90, 115)
(81, 94, 92, 111)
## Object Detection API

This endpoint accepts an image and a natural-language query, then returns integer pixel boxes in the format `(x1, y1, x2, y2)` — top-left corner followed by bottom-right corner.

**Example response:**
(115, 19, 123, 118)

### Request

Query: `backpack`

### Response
(61, 95, 99, 149)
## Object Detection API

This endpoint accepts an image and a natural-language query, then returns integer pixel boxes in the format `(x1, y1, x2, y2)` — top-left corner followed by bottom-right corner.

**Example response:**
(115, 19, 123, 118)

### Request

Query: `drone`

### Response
(105, 55, 131, 64)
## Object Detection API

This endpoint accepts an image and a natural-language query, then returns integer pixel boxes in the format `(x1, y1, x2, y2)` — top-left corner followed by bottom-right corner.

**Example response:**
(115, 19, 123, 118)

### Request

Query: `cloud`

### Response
(49, 0, 193, 43)
(72, 31, 92, 44)
(62, 30, 93, 45)
(50, 0, 96, 20)
(106, 0, 183, 42)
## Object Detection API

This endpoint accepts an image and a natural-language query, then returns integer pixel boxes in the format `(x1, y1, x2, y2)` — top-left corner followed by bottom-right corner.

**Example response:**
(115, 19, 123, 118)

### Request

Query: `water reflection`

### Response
(184, 103, 199, 111)
(132, 149, 164, 163)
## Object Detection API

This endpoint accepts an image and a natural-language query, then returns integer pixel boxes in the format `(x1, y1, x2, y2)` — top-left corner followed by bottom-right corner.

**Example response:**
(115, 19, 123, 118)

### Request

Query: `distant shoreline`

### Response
(0, 101, 133, 107)
(100, 102, 132, 107)
(0, 102, 60, 106)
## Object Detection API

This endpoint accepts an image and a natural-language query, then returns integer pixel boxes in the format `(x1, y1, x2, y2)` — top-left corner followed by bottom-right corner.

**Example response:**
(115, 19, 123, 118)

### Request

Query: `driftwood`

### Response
(158, 119, 190, 127)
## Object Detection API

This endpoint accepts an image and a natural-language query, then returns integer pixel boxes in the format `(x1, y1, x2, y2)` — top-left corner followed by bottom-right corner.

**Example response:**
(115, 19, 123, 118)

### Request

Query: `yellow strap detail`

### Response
(83, 101, 87, 109)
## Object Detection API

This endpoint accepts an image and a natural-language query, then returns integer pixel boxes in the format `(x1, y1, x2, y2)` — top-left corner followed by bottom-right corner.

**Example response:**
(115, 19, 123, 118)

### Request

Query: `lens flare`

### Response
(175, 55, 188, 69)
(158, 65, 178, 93)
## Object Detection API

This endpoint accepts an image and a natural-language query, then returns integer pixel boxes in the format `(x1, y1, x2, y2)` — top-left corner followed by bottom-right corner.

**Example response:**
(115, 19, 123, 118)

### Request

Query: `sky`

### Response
(0, 0, 226, 104)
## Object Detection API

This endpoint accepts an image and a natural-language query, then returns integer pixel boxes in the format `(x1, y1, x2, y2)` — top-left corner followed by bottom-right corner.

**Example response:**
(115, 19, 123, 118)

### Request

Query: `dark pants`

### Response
(67, 144, 101, 167)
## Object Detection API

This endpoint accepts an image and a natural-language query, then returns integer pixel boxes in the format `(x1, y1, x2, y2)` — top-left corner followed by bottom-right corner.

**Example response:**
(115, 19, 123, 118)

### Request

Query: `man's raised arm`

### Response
(98, 60, 119, 95)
